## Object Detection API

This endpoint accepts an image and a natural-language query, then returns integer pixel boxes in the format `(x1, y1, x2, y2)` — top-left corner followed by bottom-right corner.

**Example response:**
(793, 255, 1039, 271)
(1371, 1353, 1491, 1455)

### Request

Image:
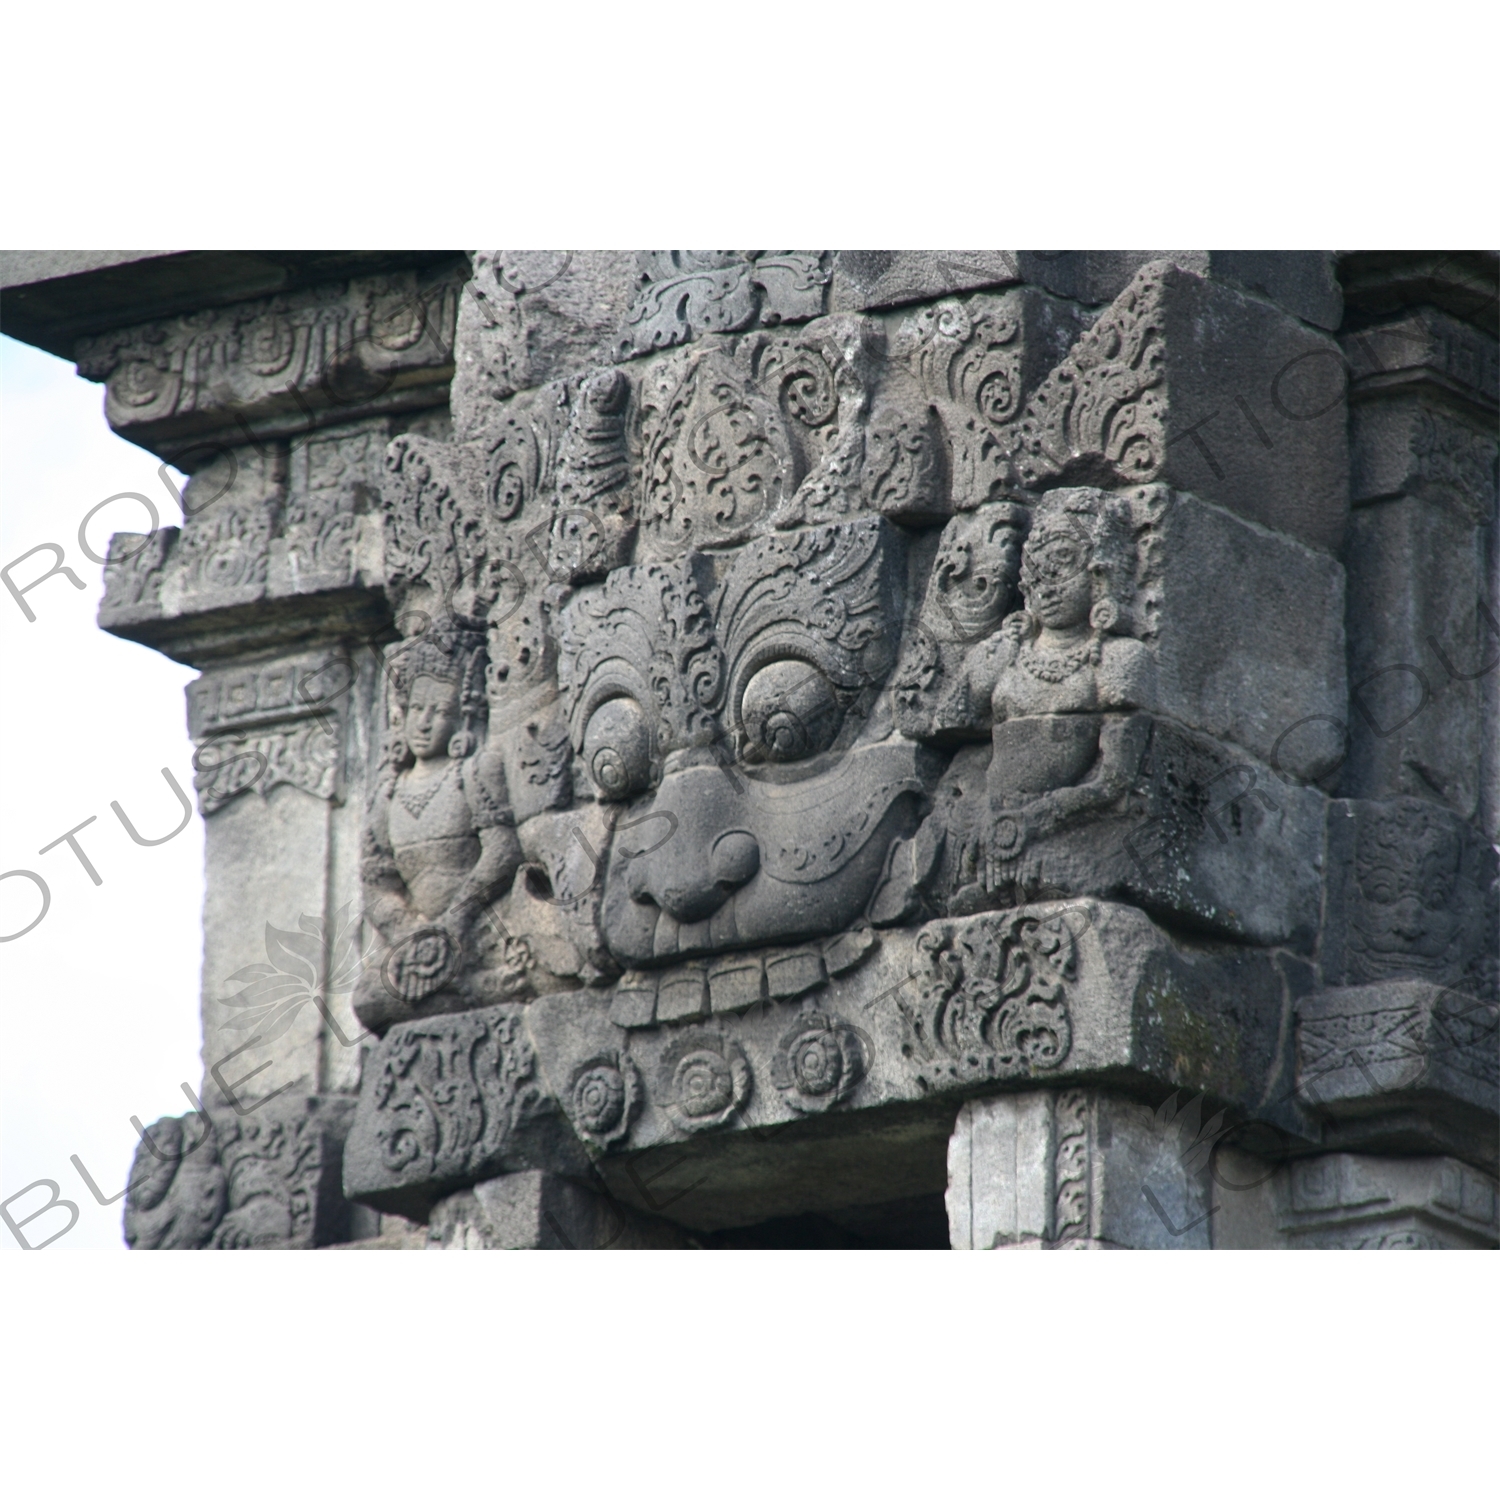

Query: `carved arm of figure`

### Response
(945, 629, 1010, 730)
(359, 782, 412, 946)
(439, 747, 524, 941)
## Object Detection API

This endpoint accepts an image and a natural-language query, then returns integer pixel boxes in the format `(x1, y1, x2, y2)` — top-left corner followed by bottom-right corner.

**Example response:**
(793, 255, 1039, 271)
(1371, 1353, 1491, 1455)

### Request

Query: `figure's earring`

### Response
(1090, 599, 1119, 634)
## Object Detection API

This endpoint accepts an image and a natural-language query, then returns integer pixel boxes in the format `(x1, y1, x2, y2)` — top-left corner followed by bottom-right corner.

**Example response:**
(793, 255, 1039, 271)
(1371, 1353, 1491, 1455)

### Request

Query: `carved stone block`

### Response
(1203, 252, 1343, 332)
(33, 248, 1497, 1252)
(164, 444, 282, 617)
(1342, 493, 1495, 823)
(499, 802, 616, 991)
(899, 713, 1325, 948)
(1144, 488, 1348, 780)
(617, 252, 830, 359)
(995, 261, 1350, 552)
(880, 286, 1090, 515)
(188, 647, 351, 813)
(342, 1002, 586, 1219)
(426, 1170, 689, 1249)
(99, 526, 177, 631)
(1214, 1153, 1500, 1249)
(517, 901, 1294, 1189)
(1297, 982, 1498, 1171)
(1014, 251, 1342, 331)
(1321, 797, 1498, 996)
(451, 252, 640, 436)
(830, 251, 1023, 312)
(1349, 397, 1498, 519)
(125, 1095, 359, 1249)
(269, 420, 387, 595)
(75, 265, 463, 459)
(1344, 307, 1499, 418)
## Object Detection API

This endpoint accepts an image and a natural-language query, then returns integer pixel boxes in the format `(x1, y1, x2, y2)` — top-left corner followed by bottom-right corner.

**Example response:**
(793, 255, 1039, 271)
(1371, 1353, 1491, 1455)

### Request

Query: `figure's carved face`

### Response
(564, 517, 923, 964)
(1353, 810, 1465, 970)
(405, 675, 462, 760)
(1022, 531, 1094, 630)
(930, 512, 1024, 641)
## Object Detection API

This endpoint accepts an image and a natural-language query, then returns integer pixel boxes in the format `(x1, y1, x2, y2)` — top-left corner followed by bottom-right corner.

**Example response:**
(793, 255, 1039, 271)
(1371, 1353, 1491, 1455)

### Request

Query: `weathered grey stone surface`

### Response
(124, 1095, 362, 1249)
(4, 249, 1492, 1250)
(1296, 982, 1498, 1171)
(1340, 305, 1498, 836)
(1212, 1151, 1499, 1249)
(428, 1171, 689, 1249)
(947, 1091, 1215, 1249)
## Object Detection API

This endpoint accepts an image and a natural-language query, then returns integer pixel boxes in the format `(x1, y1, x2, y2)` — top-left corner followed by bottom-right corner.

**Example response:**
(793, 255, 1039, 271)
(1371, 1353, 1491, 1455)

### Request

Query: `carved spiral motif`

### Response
(740, 660, 841, 763)
(383, 1128, 421, 1170)
(576, 1067, 624, 1130)
(659, 1033, 751, 1133)
(976, 368, 1018, 427)
(569, 1052, 641, 1148)
(114, 360, 169, 408)
(771, 1012, 866, 1113)
(676, 1052, 732, 1115)
(369, 291, 427, 352)
(774, 353, 838, 427)
(383, 925, 459, 1003)
(490, 461, 528, 520)
(244, 314, 296, 376)
(583, 697, 653, 800)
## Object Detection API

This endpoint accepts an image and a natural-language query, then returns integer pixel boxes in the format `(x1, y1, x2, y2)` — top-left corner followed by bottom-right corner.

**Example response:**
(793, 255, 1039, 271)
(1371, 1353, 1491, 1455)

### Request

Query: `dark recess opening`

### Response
(692, 1193, 950, 1249)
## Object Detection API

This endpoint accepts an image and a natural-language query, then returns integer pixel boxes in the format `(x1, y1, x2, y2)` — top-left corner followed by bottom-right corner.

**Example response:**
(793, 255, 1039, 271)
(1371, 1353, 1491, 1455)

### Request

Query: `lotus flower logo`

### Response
(221, 903, 364, 1043)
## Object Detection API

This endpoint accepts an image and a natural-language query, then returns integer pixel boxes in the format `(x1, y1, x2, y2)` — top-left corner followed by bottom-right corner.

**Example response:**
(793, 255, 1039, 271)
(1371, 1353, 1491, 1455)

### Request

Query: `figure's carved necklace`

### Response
(1018, 634, 1097, 683)
(397, 761, 452, 820)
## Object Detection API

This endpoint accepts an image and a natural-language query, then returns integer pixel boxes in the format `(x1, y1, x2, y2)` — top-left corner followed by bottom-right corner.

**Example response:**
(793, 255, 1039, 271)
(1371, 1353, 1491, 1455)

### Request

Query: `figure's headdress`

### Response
(387, 614, 489, 761)
(1019, 486, 1163, 638)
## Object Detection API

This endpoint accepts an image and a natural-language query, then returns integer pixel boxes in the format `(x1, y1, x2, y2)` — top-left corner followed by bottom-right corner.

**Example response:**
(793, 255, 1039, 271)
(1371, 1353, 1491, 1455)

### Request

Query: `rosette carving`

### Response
(382, 924, 461, 1004)
(771, 1012, 867, 1113)
(659, 1031, 752, 1133)
(567, 1050, 643, 1148)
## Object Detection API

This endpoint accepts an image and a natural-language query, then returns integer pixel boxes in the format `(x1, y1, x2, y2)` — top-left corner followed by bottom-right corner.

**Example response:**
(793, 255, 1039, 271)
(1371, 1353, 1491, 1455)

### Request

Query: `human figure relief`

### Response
(904, 487, 1155, 915)
(355, 616, 527, 1032)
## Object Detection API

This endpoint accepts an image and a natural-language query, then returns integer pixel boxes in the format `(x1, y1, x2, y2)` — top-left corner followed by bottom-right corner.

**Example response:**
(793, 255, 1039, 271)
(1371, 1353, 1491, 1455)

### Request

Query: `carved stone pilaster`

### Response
(1339, 285, 1499, 834)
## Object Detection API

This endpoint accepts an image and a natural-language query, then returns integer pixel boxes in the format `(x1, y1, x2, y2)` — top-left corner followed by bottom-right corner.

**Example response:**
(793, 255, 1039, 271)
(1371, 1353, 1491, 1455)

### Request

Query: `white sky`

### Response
(1, 333, 204, 1250)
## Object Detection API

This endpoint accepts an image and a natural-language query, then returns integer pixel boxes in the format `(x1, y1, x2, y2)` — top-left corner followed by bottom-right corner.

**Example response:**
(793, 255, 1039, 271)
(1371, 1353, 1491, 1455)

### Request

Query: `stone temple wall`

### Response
(5, 249, 1494, 1250)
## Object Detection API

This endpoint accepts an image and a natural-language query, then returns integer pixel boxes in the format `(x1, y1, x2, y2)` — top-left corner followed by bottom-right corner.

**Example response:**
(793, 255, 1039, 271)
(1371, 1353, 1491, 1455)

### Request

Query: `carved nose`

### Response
(711, 829, 760, 890)
(631, 829, 760, 923)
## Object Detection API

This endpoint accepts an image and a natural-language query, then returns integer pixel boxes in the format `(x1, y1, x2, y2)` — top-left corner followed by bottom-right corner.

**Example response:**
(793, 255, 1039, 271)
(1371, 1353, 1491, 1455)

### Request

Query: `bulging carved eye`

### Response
(583, 698, 652, 800)
(741, 659, 841, 763)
